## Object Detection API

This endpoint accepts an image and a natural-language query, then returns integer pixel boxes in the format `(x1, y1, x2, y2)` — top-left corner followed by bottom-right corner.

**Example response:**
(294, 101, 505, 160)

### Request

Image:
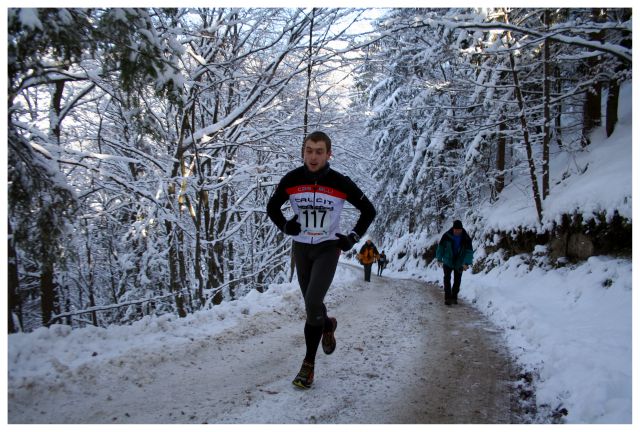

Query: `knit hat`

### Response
(453, 220, 463, 229)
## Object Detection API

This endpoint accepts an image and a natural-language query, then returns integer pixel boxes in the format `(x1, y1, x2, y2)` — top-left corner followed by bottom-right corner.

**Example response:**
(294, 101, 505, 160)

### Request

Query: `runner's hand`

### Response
(283, 215, 301, 236)
(335, 232, 357, 251)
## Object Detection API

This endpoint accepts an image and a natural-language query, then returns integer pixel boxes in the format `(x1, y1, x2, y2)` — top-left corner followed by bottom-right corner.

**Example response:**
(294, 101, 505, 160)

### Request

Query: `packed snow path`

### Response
(9, 263, 515, 424)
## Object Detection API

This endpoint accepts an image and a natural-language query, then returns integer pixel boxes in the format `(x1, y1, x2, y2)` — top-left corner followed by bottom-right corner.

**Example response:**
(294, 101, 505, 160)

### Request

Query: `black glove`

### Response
(335, 232, 358, 252)
(283, 215, 301, 236)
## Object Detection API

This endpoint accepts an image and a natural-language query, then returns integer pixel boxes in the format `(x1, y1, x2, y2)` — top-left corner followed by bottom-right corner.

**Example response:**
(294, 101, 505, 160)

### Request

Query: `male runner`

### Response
(267, 131, 376, 389)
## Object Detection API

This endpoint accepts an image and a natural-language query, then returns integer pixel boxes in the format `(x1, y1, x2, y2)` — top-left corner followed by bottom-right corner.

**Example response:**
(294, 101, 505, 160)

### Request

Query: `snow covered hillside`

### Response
(376, 82, 634, 423)
(481, 81, 633, 232)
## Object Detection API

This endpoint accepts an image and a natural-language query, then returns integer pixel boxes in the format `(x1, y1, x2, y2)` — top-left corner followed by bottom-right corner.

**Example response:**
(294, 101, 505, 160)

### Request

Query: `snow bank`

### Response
(7, 264, 365, 388)
(8, 280, 302, 386)
(401, 253, 632, 424)
(467, 255, 632, 423)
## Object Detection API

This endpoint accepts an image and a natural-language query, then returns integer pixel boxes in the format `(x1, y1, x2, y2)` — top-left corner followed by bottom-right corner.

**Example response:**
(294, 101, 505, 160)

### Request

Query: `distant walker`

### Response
(357, 239, 380, 282)
(435, 220, 474, 306)
(377, 251, 388, 276)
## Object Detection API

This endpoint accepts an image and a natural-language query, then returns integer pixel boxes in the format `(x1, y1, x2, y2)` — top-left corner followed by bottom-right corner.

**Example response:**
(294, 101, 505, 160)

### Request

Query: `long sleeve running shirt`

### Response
(267, 164, 376, 244)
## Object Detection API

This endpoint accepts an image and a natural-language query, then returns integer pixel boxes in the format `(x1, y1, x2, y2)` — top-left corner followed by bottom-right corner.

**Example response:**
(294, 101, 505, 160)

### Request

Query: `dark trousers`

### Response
(377, 263, 385, 276)
(363, 263, 373, 281)
(293, 240, 340, 363)
(293, 241, 340, 326)
(443, 265, 462, 300)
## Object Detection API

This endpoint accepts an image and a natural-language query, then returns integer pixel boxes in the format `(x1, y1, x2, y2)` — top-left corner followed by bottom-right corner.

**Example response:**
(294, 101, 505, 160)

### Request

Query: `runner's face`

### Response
(303, 140, 331, 172)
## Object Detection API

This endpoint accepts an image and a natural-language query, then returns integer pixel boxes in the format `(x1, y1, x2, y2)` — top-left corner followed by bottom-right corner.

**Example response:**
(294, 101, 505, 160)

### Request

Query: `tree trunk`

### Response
(38, 79, 67, 328)
(503, 10, 542, 223)
(607, 9, 632, 137)
(8, 222, 22, 333)
(51, 79, 65, 143)
(107, 235, 119, 304)
(581, 8, 605, 145)
(554, 65, 564, 148)
(582, 83, 602, 143)
(85, 225, 98, 327)
(165, 221, 187, 318)
(38, 200, 61, 327)
(204, 184, 226, 302)
(496, 121, 506, 195)
(509, 50, 544, 224)
(606, 79, 620, 137)
(289, 249, 296, 283)
(213, 188, 227, 287)
(177, 228, 188, 306)
(542, 9, 552, 200)
(88, 289, 98, 327)
(194, 190, 206, 307)
(228, 236, 236, 299)
(40, 244, 58, 327)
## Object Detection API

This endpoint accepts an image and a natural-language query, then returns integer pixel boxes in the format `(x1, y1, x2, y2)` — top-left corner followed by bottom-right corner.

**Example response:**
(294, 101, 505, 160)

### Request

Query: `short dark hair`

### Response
(304, 131, 332, 153)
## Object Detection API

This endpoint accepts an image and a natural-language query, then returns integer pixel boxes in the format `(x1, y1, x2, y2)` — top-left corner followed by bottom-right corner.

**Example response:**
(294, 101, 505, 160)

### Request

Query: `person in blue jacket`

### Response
(435, 220, 474, 306)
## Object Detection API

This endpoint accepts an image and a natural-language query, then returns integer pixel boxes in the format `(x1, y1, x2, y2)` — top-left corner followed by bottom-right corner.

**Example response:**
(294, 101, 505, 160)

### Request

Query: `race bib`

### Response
(300, 208, 330, 236)
(286, 184, 347, 242)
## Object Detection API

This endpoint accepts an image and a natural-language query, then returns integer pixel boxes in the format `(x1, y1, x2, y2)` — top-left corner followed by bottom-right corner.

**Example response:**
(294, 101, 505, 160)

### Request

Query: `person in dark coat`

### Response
(435, 220, 473, 306)
(377, 251, 388, 276)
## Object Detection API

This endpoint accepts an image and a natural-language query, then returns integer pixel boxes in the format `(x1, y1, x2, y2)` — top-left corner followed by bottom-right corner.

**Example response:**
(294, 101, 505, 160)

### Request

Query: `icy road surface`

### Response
(9, 263, 514, 423)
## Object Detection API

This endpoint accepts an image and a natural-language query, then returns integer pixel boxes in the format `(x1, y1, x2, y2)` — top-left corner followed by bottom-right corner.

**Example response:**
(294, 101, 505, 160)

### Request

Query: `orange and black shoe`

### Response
(292, 360, 315, 389)
(322, 317, 337, 355)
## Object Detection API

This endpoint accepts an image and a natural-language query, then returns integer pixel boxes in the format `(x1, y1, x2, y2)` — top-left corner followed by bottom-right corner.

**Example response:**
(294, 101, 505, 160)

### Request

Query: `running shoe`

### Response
(292, 360, 314, 389)
(322, 317, 337, 355)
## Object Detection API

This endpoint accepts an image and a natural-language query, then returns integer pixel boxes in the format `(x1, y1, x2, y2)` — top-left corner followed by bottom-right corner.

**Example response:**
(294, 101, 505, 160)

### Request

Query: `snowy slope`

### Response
(481, 81, 633, 232)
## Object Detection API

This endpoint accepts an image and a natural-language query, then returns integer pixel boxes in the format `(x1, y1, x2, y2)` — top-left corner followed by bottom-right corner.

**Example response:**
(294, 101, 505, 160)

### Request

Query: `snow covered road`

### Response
(9, 263, 515, 424)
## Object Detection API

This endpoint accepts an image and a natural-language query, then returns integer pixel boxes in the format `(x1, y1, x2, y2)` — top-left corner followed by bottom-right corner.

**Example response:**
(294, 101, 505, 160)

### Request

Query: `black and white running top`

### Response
(267, 164, 376, 244)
